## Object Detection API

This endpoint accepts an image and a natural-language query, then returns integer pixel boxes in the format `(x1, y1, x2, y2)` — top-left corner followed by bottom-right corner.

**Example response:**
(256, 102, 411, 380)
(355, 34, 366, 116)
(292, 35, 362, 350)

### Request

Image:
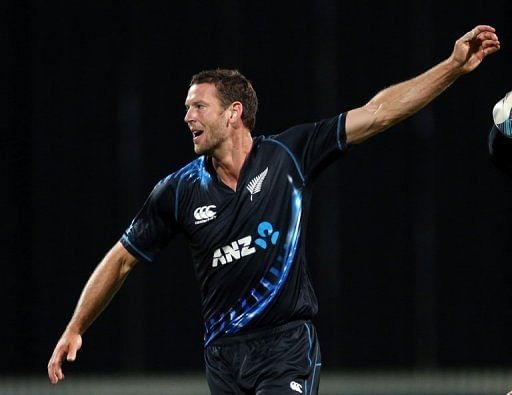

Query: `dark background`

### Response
(4, 0, 512, 376)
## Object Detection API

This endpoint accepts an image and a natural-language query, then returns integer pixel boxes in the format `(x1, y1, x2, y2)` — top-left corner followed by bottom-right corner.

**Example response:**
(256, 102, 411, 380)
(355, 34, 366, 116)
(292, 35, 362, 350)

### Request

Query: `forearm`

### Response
(347, 57, 462, 144)
(371, 58, 461, 127)
(346, 25, 500, 145)
(65, 242, 137, 335)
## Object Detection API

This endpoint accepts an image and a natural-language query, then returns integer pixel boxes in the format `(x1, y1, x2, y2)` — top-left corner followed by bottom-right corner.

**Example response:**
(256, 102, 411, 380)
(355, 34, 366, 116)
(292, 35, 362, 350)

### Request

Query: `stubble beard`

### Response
(193, 115, 229, 156)
(193, 131, 225, 156)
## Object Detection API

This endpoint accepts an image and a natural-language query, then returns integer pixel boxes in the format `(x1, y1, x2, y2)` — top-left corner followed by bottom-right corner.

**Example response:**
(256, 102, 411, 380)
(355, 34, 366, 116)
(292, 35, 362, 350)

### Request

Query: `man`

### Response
(492, 92, 512, 395)
(489, 90, 512, 176)
(48, 25, 500, 394)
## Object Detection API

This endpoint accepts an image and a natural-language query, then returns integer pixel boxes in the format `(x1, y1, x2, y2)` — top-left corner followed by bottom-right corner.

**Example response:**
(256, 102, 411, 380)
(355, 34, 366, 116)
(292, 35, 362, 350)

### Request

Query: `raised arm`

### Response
(346, 25, 500, 145)
(47, 241, 138, 384)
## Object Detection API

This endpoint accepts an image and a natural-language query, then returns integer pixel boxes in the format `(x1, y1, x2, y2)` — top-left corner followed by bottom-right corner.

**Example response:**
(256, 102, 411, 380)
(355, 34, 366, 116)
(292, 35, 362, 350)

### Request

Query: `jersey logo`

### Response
(254, 221, 279, 249)
(194, 205, 217, 224)
(246, 167, 268, 201)
(211, 221, 279, 267)
(212, 236, 256, 267)
(290, 381, 303, 393)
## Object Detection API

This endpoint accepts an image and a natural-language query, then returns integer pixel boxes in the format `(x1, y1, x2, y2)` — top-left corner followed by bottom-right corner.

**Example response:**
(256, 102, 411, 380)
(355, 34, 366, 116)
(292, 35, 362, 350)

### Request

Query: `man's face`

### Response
(184, 83, 231, 155)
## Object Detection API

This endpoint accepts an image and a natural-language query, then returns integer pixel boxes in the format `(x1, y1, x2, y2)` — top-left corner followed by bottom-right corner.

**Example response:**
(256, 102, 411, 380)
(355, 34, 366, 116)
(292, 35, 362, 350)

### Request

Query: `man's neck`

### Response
(212, 131, 253, 191)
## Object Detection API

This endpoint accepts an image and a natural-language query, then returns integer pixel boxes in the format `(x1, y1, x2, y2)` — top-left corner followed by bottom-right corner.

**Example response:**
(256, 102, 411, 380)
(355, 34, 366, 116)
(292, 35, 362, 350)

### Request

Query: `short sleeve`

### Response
(270, 113, 347, 182)
(120, 177, 181, 262)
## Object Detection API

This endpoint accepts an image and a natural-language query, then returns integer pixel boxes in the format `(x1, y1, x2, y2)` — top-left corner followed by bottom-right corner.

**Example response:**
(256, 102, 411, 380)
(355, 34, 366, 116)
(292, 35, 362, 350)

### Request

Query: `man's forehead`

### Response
(186, 83, 218, 103)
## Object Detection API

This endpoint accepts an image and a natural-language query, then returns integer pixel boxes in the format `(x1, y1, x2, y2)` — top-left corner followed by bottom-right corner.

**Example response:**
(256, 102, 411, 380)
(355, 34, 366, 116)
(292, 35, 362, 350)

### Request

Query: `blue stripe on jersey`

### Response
(336, 113, 345, 151)
(121, 234, 154, 262)
(304, 323, 313, 366)
(309, 341, 321, 395)
(304, 322, 321, 395)
(173, 156, 211, 221)
(265, 138, 305, 184)
(304, 323, 312, 394)
(204, 177, 303, 346)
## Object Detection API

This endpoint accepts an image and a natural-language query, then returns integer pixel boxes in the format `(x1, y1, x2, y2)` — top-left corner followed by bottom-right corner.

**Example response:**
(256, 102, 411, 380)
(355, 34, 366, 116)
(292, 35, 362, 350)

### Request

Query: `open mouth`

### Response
(192, 130, 204, 141)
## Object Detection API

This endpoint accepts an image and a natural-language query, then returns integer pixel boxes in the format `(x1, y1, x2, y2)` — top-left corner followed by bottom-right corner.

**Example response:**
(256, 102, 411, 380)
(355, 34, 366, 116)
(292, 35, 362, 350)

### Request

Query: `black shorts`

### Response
(205, 320, 321, 395)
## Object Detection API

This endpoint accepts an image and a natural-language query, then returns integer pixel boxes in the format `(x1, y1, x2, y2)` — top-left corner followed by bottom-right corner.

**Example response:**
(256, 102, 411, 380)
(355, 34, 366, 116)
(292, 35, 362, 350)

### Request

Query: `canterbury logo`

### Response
(194, 205, 216, 224)
(246, 167, 268, 201)
(290, 381, 303, 393)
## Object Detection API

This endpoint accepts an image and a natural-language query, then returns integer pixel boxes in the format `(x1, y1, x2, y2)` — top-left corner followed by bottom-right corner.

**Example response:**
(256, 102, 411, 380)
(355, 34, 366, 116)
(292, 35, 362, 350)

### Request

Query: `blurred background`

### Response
(4, 0, 512, 394)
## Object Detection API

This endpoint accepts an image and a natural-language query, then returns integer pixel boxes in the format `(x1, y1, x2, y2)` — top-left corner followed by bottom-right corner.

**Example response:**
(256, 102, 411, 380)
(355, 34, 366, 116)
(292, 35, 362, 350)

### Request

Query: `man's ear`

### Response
(231, 101, 243, 121)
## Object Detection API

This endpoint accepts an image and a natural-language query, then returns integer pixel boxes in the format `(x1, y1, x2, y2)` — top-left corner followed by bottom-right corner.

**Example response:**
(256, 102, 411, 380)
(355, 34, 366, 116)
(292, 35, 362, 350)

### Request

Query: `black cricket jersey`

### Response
(120, 113, 348, 346)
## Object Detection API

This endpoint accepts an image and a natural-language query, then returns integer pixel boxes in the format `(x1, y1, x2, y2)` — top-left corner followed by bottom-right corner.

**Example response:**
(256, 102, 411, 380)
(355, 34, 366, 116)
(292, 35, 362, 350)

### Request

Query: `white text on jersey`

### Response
(212, 236, 256, 267)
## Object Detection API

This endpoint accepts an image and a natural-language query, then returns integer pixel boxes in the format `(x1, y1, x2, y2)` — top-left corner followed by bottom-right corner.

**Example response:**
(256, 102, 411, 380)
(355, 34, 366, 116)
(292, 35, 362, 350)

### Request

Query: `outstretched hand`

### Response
(450, 25, 500, 74)
(47, 331, 82, 384)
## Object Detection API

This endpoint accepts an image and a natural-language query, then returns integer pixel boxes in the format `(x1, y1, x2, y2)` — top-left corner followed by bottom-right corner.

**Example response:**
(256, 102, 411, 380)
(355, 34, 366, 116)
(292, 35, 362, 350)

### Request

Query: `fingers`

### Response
(47, 348, 66, 384)
(483, 42, 501, 56)
(479, 31, 501, 57)
(458, 25, 501, 60)
(47, 335, 81, 384)
(461, 25, 498, 43)
(460, 26, 492, 42)
(477, 31, 500, 46)
(470, 25, 496, 38)
(477, 31, 499, 41)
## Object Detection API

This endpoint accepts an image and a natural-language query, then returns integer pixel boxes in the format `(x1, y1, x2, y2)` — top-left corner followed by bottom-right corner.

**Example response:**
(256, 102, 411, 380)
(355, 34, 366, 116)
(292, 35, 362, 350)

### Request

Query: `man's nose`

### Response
(184, 109, 191, 123)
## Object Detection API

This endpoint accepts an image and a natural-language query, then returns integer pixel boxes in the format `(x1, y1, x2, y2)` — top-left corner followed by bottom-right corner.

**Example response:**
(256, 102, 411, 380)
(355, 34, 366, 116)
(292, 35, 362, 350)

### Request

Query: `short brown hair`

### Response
(190, 69, 258, 131)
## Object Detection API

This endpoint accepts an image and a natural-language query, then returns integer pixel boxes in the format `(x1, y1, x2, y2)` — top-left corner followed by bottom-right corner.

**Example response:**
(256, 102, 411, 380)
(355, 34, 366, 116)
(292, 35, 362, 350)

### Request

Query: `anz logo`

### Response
(211, 221, 280, 267)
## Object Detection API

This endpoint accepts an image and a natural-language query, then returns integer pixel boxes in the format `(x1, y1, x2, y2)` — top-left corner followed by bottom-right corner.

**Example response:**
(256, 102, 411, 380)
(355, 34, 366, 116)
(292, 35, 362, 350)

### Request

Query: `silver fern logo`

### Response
(246, 167, 269, 201)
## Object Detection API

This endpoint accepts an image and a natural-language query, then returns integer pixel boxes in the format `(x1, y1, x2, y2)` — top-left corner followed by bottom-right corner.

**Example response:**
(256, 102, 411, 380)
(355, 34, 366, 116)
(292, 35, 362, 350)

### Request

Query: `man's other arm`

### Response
(47, 242, 138, 384)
